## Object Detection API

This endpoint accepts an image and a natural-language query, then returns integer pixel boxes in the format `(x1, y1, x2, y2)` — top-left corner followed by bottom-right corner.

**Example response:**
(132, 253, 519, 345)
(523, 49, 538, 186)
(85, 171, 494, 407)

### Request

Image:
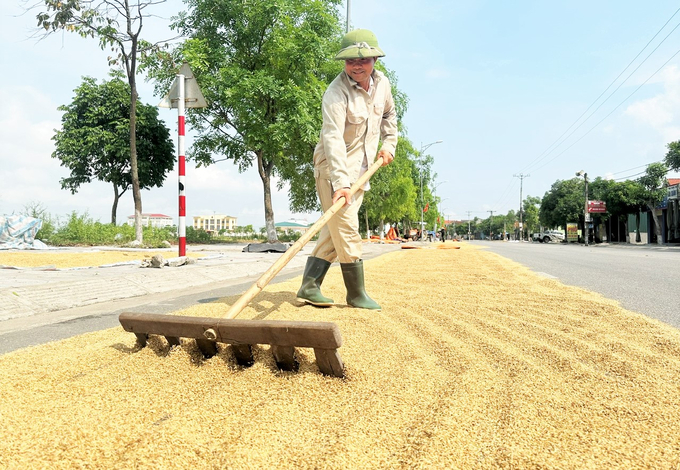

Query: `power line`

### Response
(489, 178, 518, 213)
(521, 7, 680, 174)
(612, 171, 647, 182)
(609, 161, 662, 175)
(611, 161, 672, 181)
(531, 46, 680, 173)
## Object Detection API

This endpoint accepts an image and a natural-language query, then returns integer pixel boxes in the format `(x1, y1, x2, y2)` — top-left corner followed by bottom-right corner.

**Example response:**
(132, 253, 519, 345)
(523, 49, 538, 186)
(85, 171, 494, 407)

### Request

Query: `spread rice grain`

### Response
(1, 244, 679, 469)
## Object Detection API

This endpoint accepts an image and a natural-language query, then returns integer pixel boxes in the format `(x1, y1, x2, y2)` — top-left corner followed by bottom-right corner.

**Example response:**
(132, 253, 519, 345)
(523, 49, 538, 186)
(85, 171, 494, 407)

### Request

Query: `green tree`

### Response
(412, 151, 435, 230)
(637, 162, 668, 244)
(35, 0, 175, 242)
(52, 76, 175, 224)
(539, 178, 584, 229)
(664, 140, 680, 171)
(522, 196, 541, 239)
(151, 0, 343, 243)
(594, 179, 641, 242)
(362, 138, 418, 236)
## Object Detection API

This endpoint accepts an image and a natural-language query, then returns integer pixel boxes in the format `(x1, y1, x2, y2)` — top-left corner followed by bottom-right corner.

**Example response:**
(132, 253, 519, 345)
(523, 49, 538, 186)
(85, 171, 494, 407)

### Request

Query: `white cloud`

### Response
(426, 68, 451, 79)
(0, 86, 61, 166)
(625, 65, 680, 140)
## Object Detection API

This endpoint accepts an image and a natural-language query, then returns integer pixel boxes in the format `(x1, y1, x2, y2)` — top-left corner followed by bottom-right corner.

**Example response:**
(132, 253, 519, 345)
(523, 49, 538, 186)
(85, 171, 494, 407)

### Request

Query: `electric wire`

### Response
(520, 7, 680, 174)
(489, 178, 518, 213)
(612, 163, 673, 182)
(474, 9, 680, 216)
(609, 161, 662, 175)
(530, 46, 680, 173)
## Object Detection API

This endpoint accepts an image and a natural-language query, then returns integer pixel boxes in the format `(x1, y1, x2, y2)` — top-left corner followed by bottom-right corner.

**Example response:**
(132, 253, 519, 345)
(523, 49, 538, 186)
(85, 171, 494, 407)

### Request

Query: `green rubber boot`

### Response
(296, 257, 334, 307)
(340, 260, 381, 311)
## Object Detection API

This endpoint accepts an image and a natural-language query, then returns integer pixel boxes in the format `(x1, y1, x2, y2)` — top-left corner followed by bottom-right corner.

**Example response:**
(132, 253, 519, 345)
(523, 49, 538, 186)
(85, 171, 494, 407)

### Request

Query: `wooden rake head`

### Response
(119, 312, 344, 377)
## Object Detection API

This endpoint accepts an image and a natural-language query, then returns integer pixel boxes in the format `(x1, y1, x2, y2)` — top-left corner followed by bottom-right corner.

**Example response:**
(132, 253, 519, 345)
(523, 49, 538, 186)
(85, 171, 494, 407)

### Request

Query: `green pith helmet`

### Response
(334, 29, 385, 60)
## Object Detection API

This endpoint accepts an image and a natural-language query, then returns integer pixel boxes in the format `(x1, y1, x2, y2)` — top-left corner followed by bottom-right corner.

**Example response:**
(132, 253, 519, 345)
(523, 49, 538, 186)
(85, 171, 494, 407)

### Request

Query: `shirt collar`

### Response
(345, 70, 376, 92)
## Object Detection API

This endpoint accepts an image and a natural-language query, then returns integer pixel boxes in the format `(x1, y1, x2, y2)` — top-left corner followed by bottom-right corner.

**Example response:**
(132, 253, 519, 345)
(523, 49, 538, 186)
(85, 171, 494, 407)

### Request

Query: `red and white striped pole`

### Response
(177, 74, 186, 257)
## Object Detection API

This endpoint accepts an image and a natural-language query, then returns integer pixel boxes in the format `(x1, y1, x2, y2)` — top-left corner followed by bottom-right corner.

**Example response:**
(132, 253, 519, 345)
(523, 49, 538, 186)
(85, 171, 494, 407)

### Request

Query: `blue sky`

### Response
(2, 0, 680, 229)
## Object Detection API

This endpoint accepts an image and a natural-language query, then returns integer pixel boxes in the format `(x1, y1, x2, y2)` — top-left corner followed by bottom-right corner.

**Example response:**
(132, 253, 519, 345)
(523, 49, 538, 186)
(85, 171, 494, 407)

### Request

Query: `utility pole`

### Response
(487, 210, 494, 240)
(576, 171, 589, 246)
(346, 0, 351, 32)
(513, 173, 530, 241)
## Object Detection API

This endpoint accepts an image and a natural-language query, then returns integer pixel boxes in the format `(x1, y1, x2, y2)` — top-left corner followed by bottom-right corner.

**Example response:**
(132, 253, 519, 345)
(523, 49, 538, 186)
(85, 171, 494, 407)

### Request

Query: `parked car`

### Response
(532, 230, 565, 243)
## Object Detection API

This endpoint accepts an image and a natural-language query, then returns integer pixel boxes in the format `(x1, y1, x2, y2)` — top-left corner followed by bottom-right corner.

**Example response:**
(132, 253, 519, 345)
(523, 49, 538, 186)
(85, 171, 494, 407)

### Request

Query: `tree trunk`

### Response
(126, 29, 143, 243)
(257, 151, 278, 243)
(130, 89, 143, 242)
(646, 203, 663, 244)
(111, 183, 120, 225)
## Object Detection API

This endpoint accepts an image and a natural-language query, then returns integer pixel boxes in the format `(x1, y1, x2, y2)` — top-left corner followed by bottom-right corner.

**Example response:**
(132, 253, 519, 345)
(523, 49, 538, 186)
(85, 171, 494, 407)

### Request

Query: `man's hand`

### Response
(332, 187, 352, 206)
(377, 149, 394, 166)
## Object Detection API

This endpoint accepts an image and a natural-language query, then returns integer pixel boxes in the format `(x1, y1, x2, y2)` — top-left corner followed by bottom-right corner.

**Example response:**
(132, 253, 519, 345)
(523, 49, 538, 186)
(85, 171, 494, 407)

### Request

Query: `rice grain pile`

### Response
(0, 250, 203, 269)
(1, 244, 679, 469)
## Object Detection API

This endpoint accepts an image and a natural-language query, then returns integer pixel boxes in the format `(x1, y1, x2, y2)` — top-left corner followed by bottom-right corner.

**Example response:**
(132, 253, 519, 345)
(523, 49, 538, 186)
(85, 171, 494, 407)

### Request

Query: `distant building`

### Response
(126, 213, 174, 228)
(193, 214, 237, 234)
(275, 220, 310, 235)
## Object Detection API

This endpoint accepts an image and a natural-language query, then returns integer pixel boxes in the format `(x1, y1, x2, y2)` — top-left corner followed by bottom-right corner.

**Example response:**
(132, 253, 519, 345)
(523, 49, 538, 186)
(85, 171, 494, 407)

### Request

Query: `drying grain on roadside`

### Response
(0, 250, 205, 269)
(1, 243, 679, 469)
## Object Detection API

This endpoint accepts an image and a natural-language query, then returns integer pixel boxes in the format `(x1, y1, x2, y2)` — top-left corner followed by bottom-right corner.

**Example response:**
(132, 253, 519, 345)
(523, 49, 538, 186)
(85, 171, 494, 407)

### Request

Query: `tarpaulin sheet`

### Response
(0, 215, 48, 250)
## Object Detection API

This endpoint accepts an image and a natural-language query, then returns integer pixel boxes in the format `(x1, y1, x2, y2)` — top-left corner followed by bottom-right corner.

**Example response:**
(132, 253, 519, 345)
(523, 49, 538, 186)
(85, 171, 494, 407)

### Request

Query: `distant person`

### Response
(296, 29, 398, 311)
(440, 227, 446, 242)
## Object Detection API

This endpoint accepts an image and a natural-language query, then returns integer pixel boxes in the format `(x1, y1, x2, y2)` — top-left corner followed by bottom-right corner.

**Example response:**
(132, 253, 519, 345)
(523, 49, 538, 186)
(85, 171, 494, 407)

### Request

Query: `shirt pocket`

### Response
(346, 101, 368, 139)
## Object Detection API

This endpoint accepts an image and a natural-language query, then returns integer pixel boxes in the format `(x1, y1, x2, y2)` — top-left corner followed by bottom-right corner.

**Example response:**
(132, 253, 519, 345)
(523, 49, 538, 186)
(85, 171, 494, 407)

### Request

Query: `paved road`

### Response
(478, 240, 680, 330)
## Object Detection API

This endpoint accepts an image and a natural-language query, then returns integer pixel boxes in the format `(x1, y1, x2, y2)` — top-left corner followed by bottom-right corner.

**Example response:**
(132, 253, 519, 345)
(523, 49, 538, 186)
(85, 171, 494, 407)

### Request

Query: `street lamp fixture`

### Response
(419, 140, 443, 237)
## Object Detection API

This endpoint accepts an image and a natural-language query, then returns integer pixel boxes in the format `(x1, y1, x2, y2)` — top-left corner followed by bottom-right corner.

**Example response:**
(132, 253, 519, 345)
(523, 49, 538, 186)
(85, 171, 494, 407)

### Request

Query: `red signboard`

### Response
(588, 200, 607, 213)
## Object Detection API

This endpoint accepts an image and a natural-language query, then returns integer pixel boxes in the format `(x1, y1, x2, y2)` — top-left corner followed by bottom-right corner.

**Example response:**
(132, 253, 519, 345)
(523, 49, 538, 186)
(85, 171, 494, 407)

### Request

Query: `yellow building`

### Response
(193, 214, 237, 234)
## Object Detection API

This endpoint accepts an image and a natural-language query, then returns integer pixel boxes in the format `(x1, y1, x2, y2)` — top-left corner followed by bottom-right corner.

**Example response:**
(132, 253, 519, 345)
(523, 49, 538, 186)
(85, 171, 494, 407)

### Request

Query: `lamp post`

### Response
(576, 171, 589, 246)
(419, 140, 443, 238)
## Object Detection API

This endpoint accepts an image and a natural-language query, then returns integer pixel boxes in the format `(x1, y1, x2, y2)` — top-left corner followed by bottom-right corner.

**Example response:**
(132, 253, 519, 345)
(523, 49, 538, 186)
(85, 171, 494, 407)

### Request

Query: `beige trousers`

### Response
(311, 177, 364, 264)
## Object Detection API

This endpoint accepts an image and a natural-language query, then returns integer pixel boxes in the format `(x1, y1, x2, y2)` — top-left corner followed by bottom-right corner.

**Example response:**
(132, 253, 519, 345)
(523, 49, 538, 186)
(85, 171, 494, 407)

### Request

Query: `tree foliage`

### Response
(146, 0, 343, 243)
(665, 140, 680, 171)
(34, 0, 175, 242)
(522, 195, 540, 236)
(362, 137, 418, 231)
(53, 76, 175, 224)
(637, 162, 668, 243)
(539, 178, 584, 228)
(594, 179, 641, 218)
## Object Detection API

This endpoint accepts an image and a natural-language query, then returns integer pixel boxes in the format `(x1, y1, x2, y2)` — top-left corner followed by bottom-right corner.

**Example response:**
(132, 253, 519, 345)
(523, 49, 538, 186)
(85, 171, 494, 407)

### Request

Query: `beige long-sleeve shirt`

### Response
(313, 69, 398, 192)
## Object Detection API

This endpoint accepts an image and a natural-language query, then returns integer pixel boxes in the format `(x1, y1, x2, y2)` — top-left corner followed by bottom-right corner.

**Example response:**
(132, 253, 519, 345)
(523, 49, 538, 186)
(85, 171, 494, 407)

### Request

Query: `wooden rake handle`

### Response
(222, 156, 385, 320)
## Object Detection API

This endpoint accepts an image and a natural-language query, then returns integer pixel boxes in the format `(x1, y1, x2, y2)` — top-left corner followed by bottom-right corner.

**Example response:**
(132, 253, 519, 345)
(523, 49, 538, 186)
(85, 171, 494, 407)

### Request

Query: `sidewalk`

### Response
(0, 241, 401, 351)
